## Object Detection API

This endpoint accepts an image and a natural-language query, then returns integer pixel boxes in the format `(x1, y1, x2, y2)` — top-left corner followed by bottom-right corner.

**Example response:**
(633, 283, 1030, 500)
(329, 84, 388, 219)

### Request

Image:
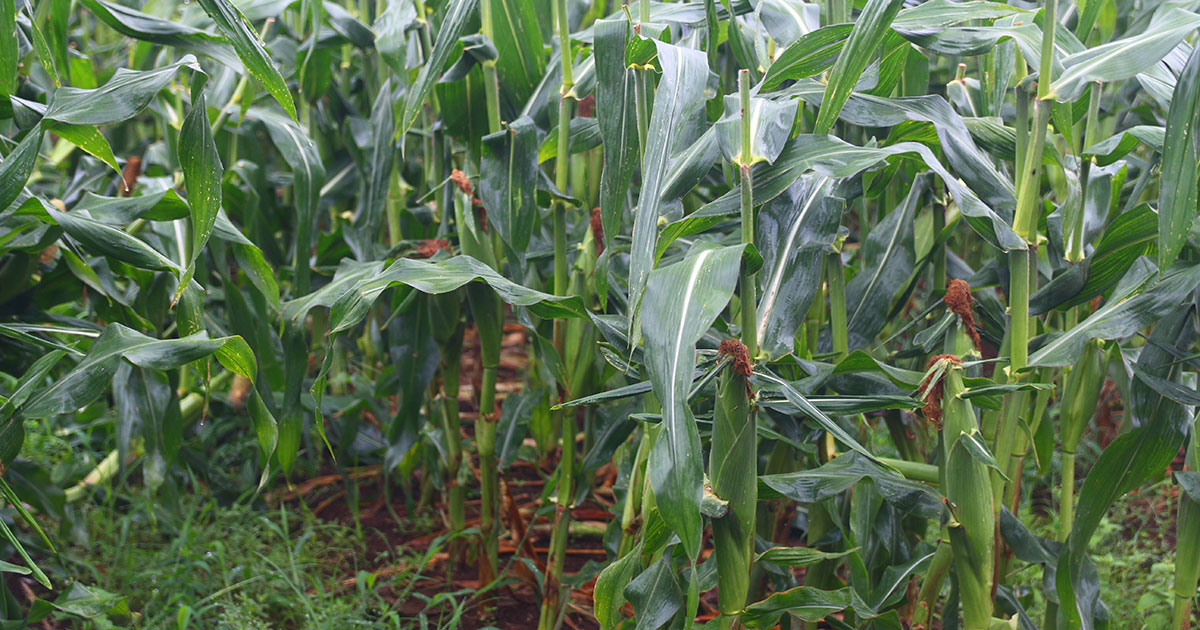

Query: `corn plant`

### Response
(4, 0, 1200, 628)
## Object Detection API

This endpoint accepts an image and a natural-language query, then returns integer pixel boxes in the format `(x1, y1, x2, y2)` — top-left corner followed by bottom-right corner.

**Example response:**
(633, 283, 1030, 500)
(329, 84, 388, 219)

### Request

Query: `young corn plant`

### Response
(3, 0, 1200, 628)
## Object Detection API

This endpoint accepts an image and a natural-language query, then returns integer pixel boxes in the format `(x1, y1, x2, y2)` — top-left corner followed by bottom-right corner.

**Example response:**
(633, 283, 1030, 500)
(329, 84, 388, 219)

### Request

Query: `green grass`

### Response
(60, 494, 413, 629)
(1014, 482, 1187, 629)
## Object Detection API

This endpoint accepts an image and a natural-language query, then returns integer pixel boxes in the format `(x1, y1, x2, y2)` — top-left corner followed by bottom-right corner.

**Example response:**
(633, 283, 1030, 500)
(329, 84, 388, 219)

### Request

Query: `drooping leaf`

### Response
(1027, 262, 1200, 367)
(741, 586, 852, 627)
(1157, 41, 1200, 269)
(47, 207, 179, 272)
(642, 245, 744, 560)
(480, 115, 538, 251)
(400, 0, 479, 135)
(660, 134, 1024, 255)
(197, 0, 297, 119)
(813, 0, 905, 134)
(78, 0, 241, 69)
(177, 86, 224, 293)
(1049, 8, 1200, 101)
(43, 56, 201, 125)
(755, 174, 843, 358)
(845, 175, 924, 350)
(23, 324, 255, 419)
(627, 41, 712, 344)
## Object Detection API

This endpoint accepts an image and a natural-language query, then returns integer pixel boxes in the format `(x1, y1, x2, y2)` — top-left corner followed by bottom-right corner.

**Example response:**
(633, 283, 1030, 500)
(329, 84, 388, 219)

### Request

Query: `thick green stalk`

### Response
(452, 186, 502, 588)
(1067, 83, 1102, 264)
(710, 343, 756, 630)
(912, 541, 952, 628)
(941, 363, 995, 630)
(432, 294, 466, 565)
(541, 1, 576, 627)
(473, 301, 502, 579)
(879, 457, 940, 484)
(827, 250, 849, 358)
(386, 170, 407, 247)
(617, 424, 652, 558)
(479, 0, 502, 134)
(1058, 341, 1106, 541)
(737, 71, 758, 359)
(1005, 376, 1051, 511)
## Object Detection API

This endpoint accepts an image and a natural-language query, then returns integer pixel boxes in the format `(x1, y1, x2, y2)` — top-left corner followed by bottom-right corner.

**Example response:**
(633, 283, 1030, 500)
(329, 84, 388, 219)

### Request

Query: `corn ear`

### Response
(1059, 340, 1106, 454)
(709, 344, 756, 627)
(941, 363, 995, 630)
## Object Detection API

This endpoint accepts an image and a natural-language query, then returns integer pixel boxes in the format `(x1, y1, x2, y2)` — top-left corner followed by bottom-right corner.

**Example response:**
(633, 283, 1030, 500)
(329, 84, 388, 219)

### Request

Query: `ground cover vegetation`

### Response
(0, 0, 1198, 627)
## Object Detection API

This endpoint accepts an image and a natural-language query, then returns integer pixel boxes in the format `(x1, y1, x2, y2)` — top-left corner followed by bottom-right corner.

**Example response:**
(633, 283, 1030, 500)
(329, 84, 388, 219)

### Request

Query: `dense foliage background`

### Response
(0, 0, 1199, 628)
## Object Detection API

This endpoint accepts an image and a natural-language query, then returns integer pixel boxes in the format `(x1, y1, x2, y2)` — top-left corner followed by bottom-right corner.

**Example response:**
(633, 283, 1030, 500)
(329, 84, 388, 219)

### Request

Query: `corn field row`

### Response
(0, 0, 1198, 628)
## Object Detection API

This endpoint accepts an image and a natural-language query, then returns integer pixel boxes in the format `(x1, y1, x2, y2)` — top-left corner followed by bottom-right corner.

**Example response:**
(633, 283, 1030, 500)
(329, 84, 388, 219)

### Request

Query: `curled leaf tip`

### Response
(944, 278, 982, 351)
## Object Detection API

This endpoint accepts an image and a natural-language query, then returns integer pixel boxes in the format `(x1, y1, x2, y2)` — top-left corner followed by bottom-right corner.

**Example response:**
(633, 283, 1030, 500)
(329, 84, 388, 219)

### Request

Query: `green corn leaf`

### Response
(0, 351, 67, 425)
(43, 56, 201, 125)
(641, 244, 744, 560)
(760, 24, 852, 92)
(480, 116, 538, 251)
(755, 174, 843, 358)
(1050, 8, 1200, 102)
(0, 124, 43, 212)
(624, 555, 683, 630)
(715, 94, 797, 166)
(741, 586, 852, 627)
(374, 0, 416, 75)
(594, 542, 643, 630)
(22, 324, 255, 419)
(627, 41, 712, 345)
(753, 371, 882, 465)
(755, 547, 858, 567)
(0, 0, 15, 99)
(401, 0, 479, 135)
(246, 106, 326, 294)
(348, 80, 395, 261)
(1027, 262, 1200, 367)
(537, 117, 602, 163)
(659, 134, 1023, 259)
(813, 0, 905, 134)
(1057, 303, 1198, 630)
(759, 453, 944, 518)
(487, 0, 544, 105)
(845, 175, 923, 350)
(197, 0, 297, 119)
(1030, 204, 1157, 314)
(77, 0, 241, 69)
(1083, 125, 1163, 166)
(47, 207, 179, 272)
(1158, 42, 1200, 270)
(177, 85, 224, 296)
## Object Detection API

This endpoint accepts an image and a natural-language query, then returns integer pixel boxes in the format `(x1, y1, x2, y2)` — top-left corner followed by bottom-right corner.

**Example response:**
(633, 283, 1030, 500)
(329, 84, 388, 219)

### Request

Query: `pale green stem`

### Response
(738, 71, 758, 359)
